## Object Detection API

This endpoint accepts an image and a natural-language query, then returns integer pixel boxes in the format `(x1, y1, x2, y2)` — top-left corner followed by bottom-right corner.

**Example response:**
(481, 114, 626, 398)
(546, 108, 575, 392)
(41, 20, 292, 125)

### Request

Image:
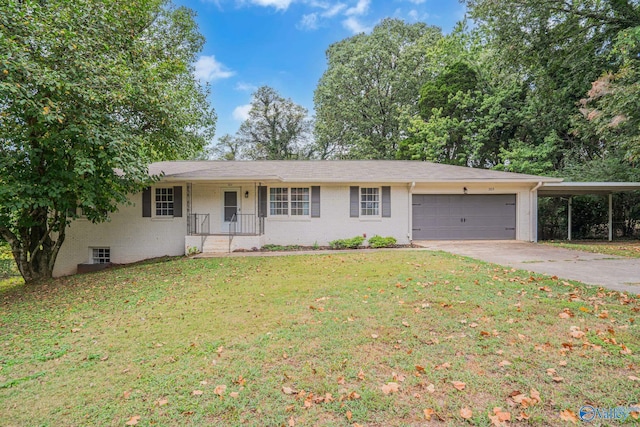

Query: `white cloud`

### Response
(407, 0, 426, 4)
(248, 0, 292, 10)
(194, 55, 235, 82)
(235, 82, 258, 92)
(408, 9, 419, 20)
(321, 2, 346, 17)
(342, 16, 371, 34)
(297, 13, 319, 30)
(345, 0, 369, 16)
(233, 104, 252, 121)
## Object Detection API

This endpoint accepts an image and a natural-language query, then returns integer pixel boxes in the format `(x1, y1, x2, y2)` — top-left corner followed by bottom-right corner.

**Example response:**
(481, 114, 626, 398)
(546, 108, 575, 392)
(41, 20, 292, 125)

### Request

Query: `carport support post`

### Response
(567, 197, 572, 241)
(608, 193, 613, 241)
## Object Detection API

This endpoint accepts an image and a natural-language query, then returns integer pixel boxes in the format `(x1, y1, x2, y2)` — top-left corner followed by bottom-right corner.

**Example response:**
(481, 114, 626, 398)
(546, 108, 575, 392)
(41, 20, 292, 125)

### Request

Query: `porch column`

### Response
(608, 193, 613, 241)
(567, 196, 572, 241)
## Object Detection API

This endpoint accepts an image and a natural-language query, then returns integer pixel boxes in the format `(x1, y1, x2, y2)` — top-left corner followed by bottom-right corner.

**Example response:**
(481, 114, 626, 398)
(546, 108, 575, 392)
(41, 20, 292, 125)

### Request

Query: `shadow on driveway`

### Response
(414, 241, 640, 294)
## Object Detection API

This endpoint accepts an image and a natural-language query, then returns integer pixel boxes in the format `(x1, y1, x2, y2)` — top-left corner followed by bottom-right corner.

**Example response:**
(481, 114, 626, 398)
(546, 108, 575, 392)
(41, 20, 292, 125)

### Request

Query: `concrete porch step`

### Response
(202, 235, 230, 254)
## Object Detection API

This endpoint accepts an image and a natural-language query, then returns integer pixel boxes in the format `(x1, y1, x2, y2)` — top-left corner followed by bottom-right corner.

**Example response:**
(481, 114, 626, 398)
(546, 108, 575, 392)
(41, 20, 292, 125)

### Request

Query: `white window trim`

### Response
(154, 186, 175, 218)
(360, 187, 381, 217)
(269, 187, 311, 218)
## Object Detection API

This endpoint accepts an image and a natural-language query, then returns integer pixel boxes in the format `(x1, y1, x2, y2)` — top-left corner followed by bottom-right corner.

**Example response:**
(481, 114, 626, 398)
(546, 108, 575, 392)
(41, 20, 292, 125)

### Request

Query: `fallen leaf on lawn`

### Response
(230, 392, 239, 399)
(560, 409, 579, 423)
(552, 376, 564, 382)
(424, 408, 435, 420)
(452, 381, 466, 391)
(337, 376, 346, 385)
(200, 380, 208, 385)
(460, 407, 473, 419)
(516, 412, 530, 421)
(493, 407, 511, 421)
(357, 369, 365, 380)
(629, 376, 640, 381)
(530, 388, 541, 403)
(570, 326, 586, 339)
(288, 416, 295, 426)
(402, 321, 410, 327)
(214, 384, 227, 396)
(192, 390, 203, 396)
(346, 410, 352, 421)
(498, 360, 511, 367)
(558, 312, 571, 319)
(546, 368, 557, 375)
(123, 390, 131, 399)
(469, 322, 479, 328)
(558, 360, 567, 366)
(381, 382, 400, 394)
(371, 334, 378, 339)
(435, 362, 451, 370)
(392, 372, 406, 382)
(598, 310, 609, 319)
(415, 365, 426, 373)
(125, 415, 141, 426)
(282, 386, 296, 395)
(156, 398, 168, 406)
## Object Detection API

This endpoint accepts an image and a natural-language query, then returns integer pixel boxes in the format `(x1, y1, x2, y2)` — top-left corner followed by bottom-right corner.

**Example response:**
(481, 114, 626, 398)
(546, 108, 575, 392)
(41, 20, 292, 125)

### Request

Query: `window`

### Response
(269, 187, 310, 216)
(270, 188, 288, 215)
(290, 188, 310, 216)
(155, 187, 174, 216)
(92, 247, 110, 264)
(361, 187, 379, 216)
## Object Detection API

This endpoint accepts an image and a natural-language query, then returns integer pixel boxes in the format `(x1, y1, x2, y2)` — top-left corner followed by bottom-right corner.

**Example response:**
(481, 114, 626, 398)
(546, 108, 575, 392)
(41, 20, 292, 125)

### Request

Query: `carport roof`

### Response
(538, 182, 640, 196)
(149, 160, 562, 184)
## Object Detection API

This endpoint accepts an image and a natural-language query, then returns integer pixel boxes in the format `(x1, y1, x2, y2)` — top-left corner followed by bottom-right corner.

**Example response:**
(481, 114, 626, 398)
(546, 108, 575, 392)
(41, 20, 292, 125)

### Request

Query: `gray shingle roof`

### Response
(149, 160, 561, 184)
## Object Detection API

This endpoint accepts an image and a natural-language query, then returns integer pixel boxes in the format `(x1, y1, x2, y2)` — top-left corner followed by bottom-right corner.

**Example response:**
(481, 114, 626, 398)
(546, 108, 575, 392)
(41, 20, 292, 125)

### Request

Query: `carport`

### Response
(538, 182, 640, 241)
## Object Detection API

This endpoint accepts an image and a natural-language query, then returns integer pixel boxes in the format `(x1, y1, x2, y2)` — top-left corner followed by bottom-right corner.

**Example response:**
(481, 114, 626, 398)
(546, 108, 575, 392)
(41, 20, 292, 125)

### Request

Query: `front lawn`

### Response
(544, 240, 640, 258)
(1, 251, 638, 426)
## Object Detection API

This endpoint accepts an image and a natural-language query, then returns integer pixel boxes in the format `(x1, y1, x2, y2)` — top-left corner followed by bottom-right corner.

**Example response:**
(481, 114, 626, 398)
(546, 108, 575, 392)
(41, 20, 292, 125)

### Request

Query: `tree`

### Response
(204, 134, 242, 160)
(236, 86, 313, 160)
(0, 0, 216, 282)
(314, 18, 442, 159)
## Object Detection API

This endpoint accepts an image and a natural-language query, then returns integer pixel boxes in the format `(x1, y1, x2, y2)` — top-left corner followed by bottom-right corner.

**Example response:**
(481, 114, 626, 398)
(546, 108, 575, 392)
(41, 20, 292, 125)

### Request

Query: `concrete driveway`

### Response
(415, 241, 640, 294)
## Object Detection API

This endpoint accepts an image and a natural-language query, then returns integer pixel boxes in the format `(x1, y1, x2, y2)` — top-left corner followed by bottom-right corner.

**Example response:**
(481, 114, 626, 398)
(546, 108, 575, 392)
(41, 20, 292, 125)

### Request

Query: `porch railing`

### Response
(228, 214, 264, 253)
(187, 213, 210, 236)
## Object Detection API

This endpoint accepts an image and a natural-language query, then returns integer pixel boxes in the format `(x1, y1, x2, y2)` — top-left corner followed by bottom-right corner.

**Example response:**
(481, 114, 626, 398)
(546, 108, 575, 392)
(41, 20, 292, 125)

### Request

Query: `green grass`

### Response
(544, 240, 640, 258)
(1, 251, 639, 426)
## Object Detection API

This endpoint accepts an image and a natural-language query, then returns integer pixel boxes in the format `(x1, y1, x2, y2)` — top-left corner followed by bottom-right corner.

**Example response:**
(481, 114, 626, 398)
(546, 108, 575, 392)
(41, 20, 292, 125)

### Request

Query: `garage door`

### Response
(412, 194, 516, 240)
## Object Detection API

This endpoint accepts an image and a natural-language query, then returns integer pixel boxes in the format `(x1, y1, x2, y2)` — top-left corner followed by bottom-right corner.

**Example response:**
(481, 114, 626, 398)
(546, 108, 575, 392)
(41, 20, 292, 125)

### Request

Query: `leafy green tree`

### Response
(207, 134, 242, 160)
(237, 86, 313, 160)
(314, 18, 442, 159)
(0, 0, 216, 282)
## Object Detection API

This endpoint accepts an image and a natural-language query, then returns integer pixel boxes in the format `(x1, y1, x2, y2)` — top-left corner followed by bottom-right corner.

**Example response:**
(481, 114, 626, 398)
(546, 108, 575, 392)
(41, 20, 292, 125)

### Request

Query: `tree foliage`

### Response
(314, 18, 442, 159)
(235, 86, 313, 160)
(0, 0, 216, 282)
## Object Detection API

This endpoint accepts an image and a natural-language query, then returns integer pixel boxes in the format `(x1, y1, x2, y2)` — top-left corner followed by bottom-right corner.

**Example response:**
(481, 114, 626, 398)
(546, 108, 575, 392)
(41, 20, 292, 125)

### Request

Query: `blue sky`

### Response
(173, 0, 467, 143)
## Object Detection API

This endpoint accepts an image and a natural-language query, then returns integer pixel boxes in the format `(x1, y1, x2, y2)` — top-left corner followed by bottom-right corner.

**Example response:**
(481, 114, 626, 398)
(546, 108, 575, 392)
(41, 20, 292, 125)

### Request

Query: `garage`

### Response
(412, 194, 517, 240)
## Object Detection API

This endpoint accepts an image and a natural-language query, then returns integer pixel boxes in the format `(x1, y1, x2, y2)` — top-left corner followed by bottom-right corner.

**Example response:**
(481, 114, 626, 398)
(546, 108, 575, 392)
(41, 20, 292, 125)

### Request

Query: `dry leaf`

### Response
(337, 376, 346, 385)
(558, 360, 567, 366)
(452, 381, 466, 391)
(498, 360, 511, 367)
(415, 365, 426, 373)
(436, 362, 451, 370)
(560, 409, 579, 423)
(123, 390, 131, 399)
(192, 390, 203, 396)
(288, 416, 295, 426)
(530, 388, 541, 403)
(230, 392, 239, 399)
(424, 408, 435, 420)
(346, 410, 352, 421)
(371, 334, 378, 339)
(357, 369, 365, 380)
(381, 382, 400, 394)
(552, 376, 564, 382)
(460, 407, 473, 419)
(402, 321, 410, 327)
(558, 312, 571, 319)
(125, 415, 141, 426)
(493, 407, 511, 422)
(392, 372, 406, 382)
(156, 398, 168, 406)
(282, 386, 296, 395)
(426, 383, 435, 393)
(214, 384, 227, 396)
(628, 375, 640, 381)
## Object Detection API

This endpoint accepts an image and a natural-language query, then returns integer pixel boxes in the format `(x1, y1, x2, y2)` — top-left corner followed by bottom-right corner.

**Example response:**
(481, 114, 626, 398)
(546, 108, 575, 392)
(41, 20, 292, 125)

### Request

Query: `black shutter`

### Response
(350, 186, 359, 218)
(311, 186, 320, 218)
(258, 185, 268, 218)
(381, 186, 391, 218)
(142, 187, 151, 217)
(173, 186, 182, 217)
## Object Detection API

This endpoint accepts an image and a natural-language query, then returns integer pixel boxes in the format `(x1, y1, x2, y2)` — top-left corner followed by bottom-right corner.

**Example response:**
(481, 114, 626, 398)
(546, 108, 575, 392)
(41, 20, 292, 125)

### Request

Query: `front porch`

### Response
(184, 182, 265, 253)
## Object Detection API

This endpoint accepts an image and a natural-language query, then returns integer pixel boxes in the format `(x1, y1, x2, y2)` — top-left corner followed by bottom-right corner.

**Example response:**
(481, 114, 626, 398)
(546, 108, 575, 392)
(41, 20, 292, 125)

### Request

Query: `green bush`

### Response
(368, 235, 397, 248)
(329, 236, 365, 249)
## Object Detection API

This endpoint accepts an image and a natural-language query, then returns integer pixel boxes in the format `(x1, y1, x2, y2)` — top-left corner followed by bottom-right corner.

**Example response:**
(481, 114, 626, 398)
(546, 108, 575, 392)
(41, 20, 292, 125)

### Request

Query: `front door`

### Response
(223, 190, 239, 231)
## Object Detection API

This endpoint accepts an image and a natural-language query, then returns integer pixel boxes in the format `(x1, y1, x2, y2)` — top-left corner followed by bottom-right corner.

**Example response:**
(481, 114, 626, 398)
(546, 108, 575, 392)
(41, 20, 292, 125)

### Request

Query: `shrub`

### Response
(329, 236, 365, 249)
(368, 235, 397, 248)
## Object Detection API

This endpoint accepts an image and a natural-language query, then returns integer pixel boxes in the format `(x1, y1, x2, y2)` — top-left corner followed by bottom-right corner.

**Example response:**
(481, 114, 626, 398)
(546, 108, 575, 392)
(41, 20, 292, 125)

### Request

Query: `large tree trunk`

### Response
(1, 208, 66, 284)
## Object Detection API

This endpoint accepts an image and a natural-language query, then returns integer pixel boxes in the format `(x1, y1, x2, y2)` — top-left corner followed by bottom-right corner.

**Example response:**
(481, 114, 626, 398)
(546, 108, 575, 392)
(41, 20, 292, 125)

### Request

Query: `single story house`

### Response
(54, 160, 568, 276)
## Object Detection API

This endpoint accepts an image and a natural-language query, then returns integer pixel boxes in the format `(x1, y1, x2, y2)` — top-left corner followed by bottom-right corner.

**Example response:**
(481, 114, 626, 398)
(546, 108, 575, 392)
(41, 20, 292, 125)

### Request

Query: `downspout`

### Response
(530, 182, 543, 242)
(408, 182, 415, 242)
